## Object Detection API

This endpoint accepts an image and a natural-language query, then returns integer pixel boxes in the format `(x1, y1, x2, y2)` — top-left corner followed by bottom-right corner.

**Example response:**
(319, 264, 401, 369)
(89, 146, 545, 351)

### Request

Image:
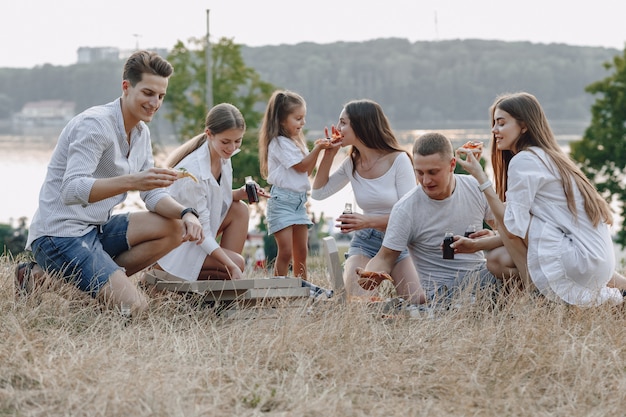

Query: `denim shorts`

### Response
(347, 228, 409, 262)
(266, 186, 312, 235)
(31, 213, 131, 297)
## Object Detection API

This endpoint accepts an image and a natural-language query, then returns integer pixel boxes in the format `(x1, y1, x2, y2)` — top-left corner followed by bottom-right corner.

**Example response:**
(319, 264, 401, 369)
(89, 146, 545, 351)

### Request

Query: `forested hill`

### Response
(0, 38, 620, 129)
(241, 38, 620, 128)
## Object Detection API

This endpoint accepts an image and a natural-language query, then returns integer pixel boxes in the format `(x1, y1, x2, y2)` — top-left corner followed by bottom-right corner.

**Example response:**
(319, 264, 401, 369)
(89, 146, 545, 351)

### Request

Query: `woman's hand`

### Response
(449, 235, 477, 254)
(336, 212, 367, 233)
(226, 263, 243, 280)
(455, 148, 489, 184)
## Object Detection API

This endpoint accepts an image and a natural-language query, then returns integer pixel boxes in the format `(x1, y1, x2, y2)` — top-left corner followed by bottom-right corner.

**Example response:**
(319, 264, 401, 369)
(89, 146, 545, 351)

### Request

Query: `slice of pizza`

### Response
(459, 140, 483, 159)
(357, 270, 394, 291)
(324, 125, 343, 143)
(176, 167, 198, 183)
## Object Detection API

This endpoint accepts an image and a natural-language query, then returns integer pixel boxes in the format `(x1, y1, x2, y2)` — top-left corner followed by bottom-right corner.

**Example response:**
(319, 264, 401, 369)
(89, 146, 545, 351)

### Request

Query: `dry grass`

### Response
(3, 253, 626, 417)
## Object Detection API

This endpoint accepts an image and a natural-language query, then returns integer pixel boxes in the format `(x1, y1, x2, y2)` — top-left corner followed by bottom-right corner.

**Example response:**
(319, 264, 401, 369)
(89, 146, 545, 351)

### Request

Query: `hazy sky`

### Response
(3, 1, 625, 68)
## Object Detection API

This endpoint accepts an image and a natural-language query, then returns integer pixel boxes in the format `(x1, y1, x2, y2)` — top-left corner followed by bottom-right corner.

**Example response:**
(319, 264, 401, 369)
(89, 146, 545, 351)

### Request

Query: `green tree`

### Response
(165, 37, 276, 189)
(570, 47, 626, 246)
(0, 217, 28, 257)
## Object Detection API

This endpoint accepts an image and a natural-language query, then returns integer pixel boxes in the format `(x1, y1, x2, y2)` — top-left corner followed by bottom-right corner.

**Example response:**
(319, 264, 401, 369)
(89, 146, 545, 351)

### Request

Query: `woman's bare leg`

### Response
(344, 254, 374, 300)
(217, 201, 249, 253)
(497, 232, 532, 290)
(198, 248, 245, 280)
(391, 256, 426, 304)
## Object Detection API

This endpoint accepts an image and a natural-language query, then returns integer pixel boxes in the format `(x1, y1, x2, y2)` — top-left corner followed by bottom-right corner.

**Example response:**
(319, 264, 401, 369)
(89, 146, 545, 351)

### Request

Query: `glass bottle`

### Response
(245, 176, 258, 203)
(443, 231, 454, 259)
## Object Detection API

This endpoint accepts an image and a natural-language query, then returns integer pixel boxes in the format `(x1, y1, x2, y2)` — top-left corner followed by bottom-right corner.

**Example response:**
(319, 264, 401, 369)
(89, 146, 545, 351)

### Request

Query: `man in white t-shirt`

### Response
(358, 132, 509, 301)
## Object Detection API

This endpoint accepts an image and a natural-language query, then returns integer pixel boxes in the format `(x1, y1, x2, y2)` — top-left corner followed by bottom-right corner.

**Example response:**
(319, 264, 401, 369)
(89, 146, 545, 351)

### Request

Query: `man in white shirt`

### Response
(16, 51, 204, 316)
(358, 132, 508, 302)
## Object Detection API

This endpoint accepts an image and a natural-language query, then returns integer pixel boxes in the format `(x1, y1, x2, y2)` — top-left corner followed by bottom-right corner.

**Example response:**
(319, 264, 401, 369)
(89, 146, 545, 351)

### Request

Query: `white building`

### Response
(13, 100, 75, 126)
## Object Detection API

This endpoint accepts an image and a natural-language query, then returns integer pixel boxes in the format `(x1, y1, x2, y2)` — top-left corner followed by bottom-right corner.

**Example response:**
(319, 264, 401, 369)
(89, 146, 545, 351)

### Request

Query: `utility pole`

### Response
(206, 9, 213, 109)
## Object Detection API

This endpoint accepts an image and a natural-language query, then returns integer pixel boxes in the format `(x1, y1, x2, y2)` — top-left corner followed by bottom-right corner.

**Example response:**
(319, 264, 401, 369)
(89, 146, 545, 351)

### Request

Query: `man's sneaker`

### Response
(14, 261, 37, 297)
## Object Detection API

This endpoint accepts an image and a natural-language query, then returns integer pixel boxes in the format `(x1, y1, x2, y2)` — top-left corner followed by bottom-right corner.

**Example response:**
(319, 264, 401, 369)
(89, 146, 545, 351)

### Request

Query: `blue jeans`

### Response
(31, 214, 131, 297)
(347, 228, 409, 262)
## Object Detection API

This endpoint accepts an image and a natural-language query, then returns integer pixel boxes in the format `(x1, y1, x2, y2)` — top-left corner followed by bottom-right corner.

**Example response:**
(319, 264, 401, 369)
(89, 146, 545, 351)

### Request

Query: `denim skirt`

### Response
(266, 185, 313, 235)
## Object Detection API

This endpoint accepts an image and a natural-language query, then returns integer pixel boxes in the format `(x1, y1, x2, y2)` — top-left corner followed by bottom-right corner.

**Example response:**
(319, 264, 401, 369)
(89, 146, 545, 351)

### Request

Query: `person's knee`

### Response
(486, 249, 516, 279)
(231, 200, 249, 220)
(277, 249, 292, 261)
(164, 219, 186, 247)
(232, 252, 245, 271)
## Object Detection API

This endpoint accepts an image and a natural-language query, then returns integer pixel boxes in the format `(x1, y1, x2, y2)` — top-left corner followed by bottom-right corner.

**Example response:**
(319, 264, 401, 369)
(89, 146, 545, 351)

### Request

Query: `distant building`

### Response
(76, 46, 170, 65)
(119, 47, 170, 61)
(77, 47, 121, 64)
(13, 100, 75, 126)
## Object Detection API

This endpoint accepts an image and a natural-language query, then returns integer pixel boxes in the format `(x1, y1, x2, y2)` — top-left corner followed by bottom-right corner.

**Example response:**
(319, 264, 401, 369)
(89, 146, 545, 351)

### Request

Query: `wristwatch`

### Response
(180, 207, 199, 219)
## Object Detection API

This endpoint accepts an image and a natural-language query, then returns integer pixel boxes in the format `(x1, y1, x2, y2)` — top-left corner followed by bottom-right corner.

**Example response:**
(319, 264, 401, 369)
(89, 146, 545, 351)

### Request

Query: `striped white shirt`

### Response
(26, 98, 169, 249)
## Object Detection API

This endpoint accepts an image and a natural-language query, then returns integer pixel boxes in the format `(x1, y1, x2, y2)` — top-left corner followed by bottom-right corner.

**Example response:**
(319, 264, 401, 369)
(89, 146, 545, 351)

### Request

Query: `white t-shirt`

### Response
(311, 152, 415, 216)
(504, 147, 621, 306)
(384, 174, 494, 294)
(267, 136, 310, 192)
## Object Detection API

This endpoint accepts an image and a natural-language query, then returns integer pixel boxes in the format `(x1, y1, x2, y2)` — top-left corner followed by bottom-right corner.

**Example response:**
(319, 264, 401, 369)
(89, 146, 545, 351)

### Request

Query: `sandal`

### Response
(14, 261, 37, 297)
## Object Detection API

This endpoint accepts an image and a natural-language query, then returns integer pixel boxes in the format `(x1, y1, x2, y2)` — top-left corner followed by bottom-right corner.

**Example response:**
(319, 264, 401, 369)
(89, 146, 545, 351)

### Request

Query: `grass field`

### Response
(3, 253, 626, 416)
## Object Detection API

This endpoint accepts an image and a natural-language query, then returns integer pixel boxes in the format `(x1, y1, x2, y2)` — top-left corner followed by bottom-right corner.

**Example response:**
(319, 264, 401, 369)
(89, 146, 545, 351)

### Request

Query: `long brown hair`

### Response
(490, 92, 612, 226)
(166, 103, 245, 168)
(258, 90, 307, 179)
(343, 99, 411, 175)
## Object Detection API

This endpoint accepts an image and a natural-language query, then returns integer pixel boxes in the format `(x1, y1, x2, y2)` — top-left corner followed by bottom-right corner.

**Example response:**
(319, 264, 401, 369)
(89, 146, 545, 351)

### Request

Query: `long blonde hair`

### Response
(258, 90, 307, 179)
(490, 92, 612, 226)
(166, 103, 245, 168)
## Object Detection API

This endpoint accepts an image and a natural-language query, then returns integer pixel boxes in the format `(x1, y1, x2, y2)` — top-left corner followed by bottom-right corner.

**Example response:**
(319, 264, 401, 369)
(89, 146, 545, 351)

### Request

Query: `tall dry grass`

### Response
(3, 253, 626, 416)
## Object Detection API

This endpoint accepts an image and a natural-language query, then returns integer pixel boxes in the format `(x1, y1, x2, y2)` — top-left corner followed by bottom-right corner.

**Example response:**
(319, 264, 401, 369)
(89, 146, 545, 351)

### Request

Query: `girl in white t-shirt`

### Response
(259, 90, 340, 279)
(312, 99, 425, 304)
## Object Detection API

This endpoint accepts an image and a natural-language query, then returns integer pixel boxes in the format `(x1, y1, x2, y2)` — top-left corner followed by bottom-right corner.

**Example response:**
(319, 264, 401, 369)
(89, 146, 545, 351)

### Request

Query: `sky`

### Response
(2, 1, 626, 68)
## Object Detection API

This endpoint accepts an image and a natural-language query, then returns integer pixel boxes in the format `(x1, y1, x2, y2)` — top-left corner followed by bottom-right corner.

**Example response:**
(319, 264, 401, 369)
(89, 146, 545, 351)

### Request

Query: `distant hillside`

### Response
(0, 39, 620, 131)
(241, 38, 620, 128)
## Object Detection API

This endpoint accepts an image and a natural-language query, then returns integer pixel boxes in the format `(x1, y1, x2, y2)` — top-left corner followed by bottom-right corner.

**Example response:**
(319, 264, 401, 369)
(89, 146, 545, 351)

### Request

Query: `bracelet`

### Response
(180, 207, 199, 219)
(478, 180, 492, 192)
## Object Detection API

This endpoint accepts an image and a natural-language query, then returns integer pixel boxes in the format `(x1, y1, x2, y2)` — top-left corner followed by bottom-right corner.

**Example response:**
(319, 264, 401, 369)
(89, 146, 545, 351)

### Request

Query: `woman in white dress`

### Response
(456, 92, 626, 306)
(155, 103, 267, 281)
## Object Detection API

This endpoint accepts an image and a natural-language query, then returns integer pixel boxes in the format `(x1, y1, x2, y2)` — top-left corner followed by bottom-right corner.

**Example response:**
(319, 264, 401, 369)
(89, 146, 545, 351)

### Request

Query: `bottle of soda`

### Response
(245, 176, 259, 203)
(464, 224, 477, 238)
(443, 231, 455, 259)
(341, 203, 352, 231)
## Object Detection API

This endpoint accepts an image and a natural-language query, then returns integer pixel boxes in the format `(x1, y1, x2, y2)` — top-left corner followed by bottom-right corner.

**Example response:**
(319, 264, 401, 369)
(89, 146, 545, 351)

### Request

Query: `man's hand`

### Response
(355, 267, 394, 291)
(133, 168, 179, 191)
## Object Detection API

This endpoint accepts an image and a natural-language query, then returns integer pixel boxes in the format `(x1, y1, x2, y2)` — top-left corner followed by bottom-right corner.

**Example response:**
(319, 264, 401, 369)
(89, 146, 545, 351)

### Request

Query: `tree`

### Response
(165, 37, 276, 189)
(0, 217, 28, 257)
(570, 47, 626, 246)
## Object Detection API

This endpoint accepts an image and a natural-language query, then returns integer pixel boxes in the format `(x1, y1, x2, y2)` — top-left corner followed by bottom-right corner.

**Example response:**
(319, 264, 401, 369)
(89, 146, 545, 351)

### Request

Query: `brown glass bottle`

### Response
(443, 231, 454, 259)
(341, 203, 352, 231)
(245, 176, 258, 203)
